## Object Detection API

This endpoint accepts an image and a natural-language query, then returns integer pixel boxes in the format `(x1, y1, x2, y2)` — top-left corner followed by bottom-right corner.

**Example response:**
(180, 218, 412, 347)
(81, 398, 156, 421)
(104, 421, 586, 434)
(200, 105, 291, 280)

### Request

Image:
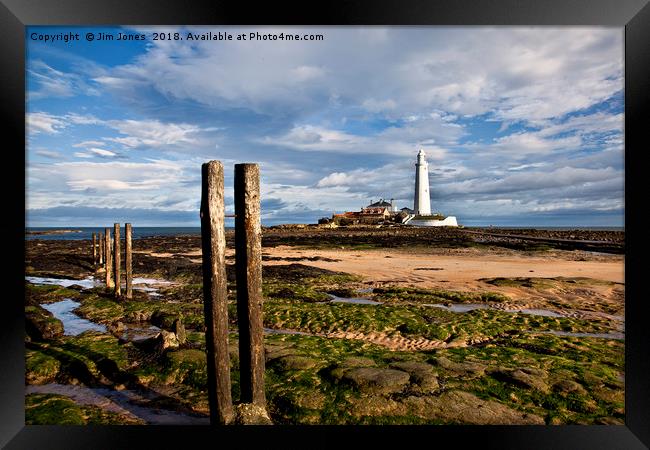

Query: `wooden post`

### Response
(200, 160, 233, 425)
(125, 223, 133, 299)
(105, 228, 113, 288)
(174, 317, 186, 345)
(92, 233, 97, 266)
(234, 163, 266, 408)
(114, 223, 121, 297)
(98, 231, 104, 265)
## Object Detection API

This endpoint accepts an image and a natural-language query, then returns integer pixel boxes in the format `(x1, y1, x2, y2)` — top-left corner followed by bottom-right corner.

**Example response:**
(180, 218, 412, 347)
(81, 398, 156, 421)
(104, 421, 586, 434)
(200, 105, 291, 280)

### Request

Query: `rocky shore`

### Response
(263, 225, 624, 253)
(24, 227, 625, 425)
(463, 227, 623, 243)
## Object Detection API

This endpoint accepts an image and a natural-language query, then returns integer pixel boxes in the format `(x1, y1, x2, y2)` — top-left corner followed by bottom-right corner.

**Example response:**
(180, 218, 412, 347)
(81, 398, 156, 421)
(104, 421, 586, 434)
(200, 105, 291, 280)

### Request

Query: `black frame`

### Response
(2, 0, 649, 448)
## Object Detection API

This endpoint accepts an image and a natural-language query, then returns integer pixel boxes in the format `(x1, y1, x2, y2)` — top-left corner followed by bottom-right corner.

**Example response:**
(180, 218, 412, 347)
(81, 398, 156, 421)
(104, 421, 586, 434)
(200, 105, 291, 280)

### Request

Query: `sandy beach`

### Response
(258, 246, 625, 288)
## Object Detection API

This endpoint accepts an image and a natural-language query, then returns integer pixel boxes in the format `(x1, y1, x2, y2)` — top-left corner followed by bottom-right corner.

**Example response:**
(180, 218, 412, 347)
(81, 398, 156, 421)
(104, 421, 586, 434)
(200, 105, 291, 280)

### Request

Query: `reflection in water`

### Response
(532, 330, 624, 340)
(327, 294, 382, 305)
(132, 277, 173, 285)
(515, 308, 563, 318)
(26, 275, 170, 296)
(26, 276, 99, 289)
(423, 303, 564, 317)
(128, 277, 173, 296)
(40, 299, 107, 336)
(424, 303, 488, 313)
(26, 384, 209, 425)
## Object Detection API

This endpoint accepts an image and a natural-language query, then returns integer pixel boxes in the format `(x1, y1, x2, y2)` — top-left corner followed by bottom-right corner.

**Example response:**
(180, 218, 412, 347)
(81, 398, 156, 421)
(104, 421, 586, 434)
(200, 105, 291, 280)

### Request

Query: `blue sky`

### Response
(26, 26, 624, 227)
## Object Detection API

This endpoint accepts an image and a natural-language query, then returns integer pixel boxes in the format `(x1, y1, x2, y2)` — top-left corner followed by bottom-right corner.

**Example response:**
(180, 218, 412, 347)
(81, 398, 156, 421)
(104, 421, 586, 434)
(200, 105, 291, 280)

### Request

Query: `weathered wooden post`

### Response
(114, 223, 121, 297)
(98, 231, 104, 265)
(200, 160, 234, 425)
(92, 233, 97, 266)
(174, 317, 186, 345)
(125, 223, 133, 299)
(105, 228, 113, 287)
(234, 163, 267, 408)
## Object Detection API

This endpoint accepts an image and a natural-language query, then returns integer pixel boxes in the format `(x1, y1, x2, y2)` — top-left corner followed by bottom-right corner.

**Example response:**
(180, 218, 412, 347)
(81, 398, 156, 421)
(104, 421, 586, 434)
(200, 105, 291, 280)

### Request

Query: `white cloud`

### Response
(262, 182, 369, 216)
(489, 132, 582, 155)
(362, 98, 397, 113)
(262, 125, 368, 152)
(507, 162, 547, 171)
(88, 148, 117, 157)
(34, 150, 63, 159)
(26, 112, 100, 135)
(26, 158, 204, 211)
(66, 178, 167, 191)
(536, 112, 624, 138)
(258, 160, 313, 183)
(316, 172, 358, 188)
(377, 115, 463, 147)
(443, 166, 619, 196)
(27, 112, 67, 134)
(66, 113, 101, 125)
(96, 27, 621, 124)
(104, 119, 202, 148)
(27, 111, 211, 151)
(73, 140, 106, 148)
(291, 65, 326, 82)
(262, 119, 455, 157)
(28, 60, 100, 100)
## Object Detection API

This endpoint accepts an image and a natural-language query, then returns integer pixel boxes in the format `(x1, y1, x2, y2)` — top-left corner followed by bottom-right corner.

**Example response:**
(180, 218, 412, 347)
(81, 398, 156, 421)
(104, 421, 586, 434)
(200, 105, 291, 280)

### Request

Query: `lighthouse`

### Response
(414, 149, 432, 216)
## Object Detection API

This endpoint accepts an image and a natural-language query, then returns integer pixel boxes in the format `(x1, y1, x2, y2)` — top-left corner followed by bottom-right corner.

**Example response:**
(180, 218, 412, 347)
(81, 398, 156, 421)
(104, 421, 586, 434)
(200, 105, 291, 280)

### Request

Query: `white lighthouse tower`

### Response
(414, 149, 432, 216)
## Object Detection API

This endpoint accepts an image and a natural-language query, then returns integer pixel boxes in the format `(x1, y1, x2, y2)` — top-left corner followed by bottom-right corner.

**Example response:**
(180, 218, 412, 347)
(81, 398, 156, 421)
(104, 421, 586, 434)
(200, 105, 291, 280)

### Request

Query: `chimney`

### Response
(390, 198, 395, 212)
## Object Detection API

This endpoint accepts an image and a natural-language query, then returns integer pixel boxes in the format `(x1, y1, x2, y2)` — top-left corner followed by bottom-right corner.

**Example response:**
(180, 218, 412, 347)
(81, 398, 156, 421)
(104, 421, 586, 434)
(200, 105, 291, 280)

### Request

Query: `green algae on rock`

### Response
(26, 393, 145, 425)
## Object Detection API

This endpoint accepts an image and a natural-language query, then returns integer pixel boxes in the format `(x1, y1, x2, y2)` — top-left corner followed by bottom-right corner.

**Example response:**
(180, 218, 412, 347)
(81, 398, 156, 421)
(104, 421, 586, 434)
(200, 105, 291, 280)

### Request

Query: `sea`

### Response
(25, 225, 623, 241)
(25, 227, 204, 241)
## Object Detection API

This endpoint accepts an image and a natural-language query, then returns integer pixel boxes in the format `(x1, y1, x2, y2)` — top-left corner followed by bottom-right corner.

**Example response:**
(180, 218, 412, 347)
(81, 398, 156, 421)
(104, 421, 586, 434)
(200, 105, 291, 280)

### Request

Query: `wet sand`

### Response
(257, 246, 624, 290)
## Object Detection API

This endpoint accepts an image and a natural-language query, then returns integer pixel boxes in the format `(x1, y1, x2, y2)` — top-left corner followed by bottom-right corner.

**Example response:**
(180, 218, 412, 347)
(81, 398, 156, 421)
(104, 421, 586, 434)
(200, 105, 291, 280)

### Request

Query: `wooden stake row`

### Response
(92, 223, 133, 299)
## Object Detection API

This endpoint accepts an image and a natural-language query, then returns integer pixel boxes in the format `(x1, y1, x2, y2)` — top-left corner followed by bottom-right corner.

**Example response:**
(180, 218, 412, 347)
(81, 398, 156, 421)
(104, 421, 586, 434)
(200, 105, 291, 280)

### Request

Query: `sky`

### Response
(25, 26, 624, 227)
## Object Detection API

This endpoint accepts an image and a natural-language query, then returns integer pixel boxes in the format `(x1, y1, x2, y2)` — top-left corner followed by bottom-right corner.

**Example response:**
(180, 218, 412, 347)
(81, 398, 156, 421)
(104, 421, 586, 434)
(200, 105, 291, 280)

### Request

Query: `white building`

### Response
(409, 149, 459, 227)
(366, 198, 396, 213)
(414, 149, 432, 215)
